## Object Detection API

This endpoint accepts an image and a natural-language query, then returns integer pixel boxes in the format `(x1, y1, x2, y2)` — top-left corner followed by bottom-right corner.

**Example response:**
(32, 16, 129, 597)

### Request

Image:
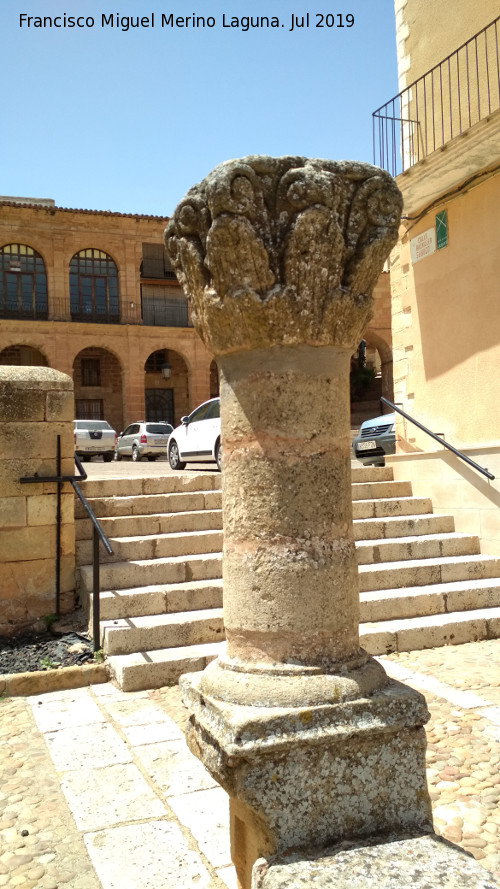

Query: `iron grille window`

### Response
(75, 399, 104, 420)
(81, 357, 101, 387)
(70, 249, 119, 323)
(145, 388, 174, 424)
(141, 285, 189, 327)
(0, 244, 48, 319)
(141, 243, 177, 280)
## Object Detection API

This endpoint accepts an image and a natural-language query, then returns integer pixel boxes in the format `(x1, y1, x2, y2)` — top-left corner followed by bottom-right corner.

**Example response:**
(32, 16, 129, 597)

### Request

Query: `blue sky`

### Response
(2, 1, 399, 216)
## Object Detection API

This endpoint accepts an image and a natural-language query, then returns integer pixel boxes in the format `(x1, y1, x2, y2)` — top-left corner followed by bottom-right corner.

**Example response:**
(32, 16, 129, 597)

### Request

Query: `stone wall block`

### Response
(0, 526, 55, 563)
(0, 387, 46, 422)
(2, 422, 74, 460)
(27, 491, 74, 526)
(46, 389, 75, 421)
(0, 497, 27, 528)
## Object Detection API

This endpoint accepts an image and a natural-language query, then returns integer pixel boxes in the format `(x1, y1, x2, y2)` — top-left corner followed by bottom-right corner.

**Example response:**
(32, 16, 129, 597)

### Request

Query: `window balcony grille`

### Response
(141, 296, 191, 328)
(373, 15, 500, 176)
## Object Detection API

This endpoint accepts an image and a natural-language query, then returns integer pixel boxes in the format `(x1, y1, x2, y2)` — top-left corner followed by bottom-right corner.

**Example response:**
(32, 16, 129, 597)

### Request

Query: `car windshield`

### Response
(145, 424, 172, 434)
(75, 421, 112, 430)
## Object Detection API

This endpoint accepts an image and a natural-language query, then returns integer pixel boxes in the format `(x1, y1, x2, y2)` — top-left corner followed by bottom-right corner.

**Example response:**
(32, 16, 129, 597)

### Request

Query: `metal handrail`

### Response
(381, 397, 495, 480)
(20, 444, 113, 650)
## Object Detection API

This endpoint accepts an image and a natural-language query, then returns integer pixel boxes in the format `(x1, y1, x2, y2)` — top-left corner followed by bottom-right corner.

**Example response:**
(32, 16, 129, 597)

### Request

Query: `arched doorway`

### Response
(0, 344, 49, 366)
(73, 347, 123, 431)
(144, 349, 189, 425)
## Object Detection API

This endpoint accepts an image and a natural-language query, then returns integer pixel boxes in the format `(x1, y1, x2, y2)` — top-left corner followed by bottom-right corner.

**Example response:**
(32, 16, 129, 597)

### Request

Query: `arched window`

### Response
(0, 244, 48, 319)
(69, 248, 119, 323)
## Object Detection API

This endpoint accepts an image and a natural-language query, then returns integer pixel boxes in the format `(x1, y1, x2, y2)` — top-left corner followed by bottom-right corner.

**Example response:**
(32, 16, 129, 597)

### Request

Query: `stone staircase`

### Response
(75, 466, 500, 691)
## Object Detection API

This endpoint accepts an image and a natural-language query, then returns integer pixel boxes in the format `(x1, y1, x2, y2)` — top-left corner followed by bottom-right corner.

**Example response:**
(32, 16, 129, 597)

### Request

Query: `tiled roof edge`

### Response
(0, 200, 170, 220)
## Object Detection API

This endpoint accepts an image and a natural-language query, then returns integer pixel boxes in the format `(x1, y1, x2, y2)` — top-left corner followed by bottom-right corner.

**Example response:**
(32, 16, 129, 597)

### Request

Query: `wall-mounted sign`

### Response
(410, 227, 436, 264)
(435, 210, 448, 249)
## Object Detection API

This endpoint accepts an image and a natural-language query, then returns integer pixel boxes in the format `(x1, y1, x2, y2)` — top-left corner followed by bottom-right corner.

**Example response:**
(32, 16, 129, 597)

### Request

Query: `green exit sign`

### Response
(435, 210, 448, 249)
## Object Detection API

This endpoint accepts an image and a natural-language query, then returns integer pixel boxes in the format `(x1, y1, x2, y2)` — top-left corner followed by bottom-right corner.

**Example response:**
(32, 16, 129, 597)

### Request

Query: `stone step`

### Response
(76, 529, 223, 565)
(360, 606, 500, 656)
(355, 533, 479, 566)
(75, 508, 222, 541)
(352, 497, 433, 520)
(350, 466, 393, 483)
(351, 480, 413, 501)
(79, 472, 221, 499)
(106, 598, 500, 691)
(79, 552, 223, 593)
(358, 554, 500, 593)
(92, 579, 224, 621)
(75, 489, 222, 520)
(352, 513, 455, 541)
(360, 578, 500, 623)
(108, 641, 224, 692)
(101, 607, 225, 655)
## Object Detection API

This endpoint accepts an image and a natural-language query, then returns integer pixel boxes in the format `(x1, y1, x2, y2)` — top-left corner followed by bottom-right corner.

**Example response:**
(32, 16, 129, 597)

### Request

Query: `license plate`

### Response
(357, 440, 377, 451)
(153, 439, 165, 445)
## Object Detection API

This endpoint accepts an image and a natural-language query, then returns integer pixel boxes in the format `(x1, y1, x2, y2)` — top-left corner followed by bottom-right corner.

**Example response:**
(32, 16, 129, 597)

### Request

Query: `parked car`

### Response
(74, 420, 117, 462)
(115, 421, 174, 462)
(168, 398, 221, 471)
(352, 412, 396, 466)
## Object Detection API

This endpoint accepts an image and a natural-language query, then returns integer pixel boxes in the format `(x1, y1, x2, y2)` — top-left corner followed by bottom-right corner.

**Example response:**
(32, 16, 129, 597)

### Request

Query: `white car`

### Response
(74, 420, 117, 462)
(168, 398, 221, 471)
(115, 421, 173, 462)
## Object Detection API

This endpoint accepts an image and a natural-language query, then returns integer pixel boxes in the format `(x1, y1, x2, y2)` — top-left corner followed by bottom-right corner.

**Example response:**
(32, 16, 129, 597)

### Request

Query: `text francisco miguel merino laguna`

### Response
(19, 11, 355, 32)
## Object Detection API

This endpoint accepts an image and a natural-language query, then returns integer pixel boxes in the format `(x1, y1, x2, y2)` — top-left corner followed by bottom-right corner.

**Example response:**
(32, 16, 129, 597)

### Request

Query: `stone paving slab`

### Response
(1, 639, 500, 888)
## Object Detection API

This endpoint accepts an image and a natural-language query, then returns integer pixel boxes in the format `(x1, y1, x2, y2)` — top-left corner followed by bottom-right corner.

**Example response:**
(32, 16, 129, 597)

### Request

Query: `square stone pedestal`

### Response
(181, 672, 433, 888)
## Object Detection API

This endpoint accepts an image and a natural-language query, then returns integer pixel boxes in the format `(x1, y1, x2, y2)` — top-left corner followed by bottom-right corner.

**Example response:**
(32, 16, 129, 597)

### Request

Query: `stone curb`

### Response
(0, 662, 110, 697)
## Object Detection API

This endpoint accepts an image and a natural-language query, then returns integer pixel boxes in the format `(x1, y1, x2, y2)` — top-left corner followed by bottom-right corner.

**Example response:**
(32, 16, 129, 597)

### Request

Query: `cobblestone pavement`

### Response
(1, 640, 499, 887)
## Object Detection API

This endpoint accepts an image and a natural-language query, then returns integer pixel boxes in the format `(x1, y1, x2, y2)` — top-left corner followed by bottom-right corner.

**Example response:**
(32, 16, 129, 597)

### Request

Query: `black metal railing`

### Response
(373, 16, 500, 175)
(381, 396, 495, 480)
(1, 295, 192, 328)
(141, 298, 192, 328)
(0, 300, 49, 321)
(20, 442, 113, 650)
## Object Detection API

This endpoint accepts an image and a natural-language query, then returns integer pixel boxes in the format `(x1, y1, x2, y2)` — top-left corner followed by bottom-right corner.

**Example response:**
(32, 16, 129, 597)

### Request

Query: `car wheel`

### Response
(132, 445, 141, 462)
(103, 453, 113, 463)
(168, 440, 186, 470)
(215, 440, 222, 472)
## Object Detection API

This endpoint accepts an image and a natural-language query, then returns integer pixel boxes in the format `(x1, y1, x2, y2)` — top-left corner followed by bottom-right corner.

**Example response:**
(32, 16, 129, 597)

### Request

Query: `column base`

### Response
(251, 833, 498, 889)
(181, 670, 433, 888)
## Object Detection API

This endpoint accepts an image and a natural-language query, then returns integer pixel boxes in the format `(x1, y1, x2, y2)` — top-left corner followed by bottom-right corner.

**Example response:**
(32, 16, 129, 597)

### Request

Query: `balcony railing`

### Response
(373, 16, 500, 176)
(0, 296, 192, 328)
(0, 300, 48, 321)
(141, 298, 191, 328)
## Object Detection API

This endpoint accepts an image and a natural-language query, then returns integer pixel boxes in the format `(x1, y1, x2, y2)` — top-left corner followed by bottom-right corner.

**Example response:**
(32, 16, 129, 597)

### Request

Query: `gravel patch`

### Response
(0, 629, 94, 675)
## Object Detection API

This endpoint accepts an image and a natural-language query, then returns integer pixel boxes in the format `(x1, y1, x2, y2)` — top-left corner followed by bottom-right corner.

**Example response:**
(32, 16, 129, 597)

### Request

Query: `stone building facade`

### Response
(0, 198, 216, 433)
(377, 2, 500, 552)
(0, 197, 392, 430)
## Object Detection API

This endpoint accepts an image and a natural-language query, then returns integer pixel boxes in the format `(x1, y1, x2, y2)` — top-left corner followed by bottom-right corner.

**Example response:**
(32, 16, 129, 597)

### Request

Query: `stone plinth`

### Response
(251, 834, 499, 888)
(0, 366, 75, 633)
(166, 156, 431, 888)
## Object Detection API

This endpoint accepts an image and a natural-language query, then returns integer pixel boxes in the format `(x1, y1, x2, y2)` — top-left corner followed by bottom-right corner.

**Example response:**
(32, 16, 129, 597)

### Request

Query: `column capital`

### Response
(165, 156, 402, 355)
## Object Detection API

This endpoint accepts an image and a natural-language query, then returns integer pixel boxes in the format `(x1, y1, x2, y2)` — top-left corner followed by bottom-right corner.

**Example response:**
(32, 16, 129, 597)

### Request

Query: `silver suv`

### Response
(115, 421, 173, 462)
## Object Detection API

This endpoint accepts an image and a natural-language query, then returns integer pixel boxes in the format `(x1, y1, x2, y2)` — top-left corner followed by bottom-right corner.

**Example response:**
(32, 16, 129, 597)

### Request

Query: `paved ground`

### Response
(1, 639, 500, 888)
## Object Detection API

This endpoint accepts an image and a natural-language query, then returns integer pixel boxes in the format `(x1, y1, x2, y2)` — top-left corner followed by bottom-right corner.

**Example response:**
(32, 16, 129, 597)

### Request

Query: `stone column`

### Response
(166, 157, 432, 888)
